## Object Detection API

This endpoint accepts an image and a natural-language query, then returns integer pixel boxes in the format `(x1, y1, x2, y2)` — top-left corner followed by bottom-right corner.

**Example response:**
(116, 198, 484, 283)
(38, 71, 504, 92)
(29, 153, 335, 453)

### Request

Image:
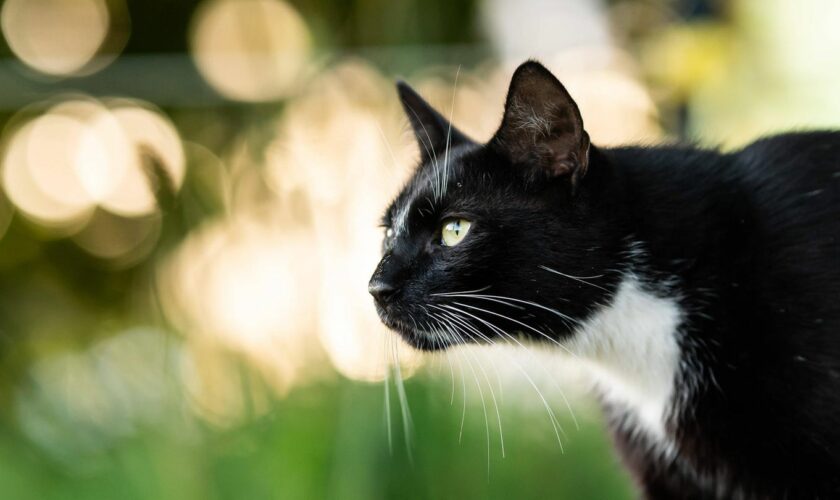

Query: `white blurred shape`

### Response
(111, 104, 187, 188)
(190, 0, 311, 102)
(482, 0, 612, 60)
(268, 61, 423, 382)
(159, 212, 318, 399)
(207, 234, 299, 345)
(73, 108, 133, 204)
(1, 97, 186, 235)
(2, 114, 95, 228)
(0, 0, 111, 76)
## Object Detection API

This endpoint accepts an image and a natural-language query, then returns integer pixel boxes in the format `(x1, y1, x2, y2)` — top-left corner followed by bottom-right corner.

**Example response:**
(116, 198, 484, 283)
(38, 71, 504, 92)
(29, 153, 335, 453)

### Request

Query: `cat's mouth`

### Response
(374, 304, 454, 351)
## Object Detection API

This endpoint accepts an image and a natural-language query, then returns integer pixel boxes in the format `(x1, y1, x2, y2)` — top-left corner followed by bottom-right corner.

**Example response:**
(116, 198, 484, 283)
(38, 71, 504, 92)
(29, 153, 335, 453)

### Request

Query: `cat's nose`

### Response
(368, 278, 397, 304)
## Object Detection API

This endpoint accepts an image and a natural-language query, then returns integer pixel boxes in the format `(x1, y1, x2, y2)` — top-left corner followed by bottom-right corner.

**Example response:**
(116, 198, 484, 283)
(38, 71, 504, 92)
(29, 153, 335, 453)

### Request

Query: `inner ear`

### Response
(396, 81, 472, 163)
(491, 61, 590, 186)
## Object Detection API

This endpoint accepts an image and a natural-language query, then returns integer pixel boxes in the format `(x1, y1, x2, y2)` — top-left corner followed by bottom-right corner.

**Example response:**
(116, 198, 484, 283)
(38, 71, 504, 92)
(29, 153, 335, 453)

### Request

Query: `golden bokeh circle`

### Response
(0, 0, 112, 76)
(190, 0, 312, 102)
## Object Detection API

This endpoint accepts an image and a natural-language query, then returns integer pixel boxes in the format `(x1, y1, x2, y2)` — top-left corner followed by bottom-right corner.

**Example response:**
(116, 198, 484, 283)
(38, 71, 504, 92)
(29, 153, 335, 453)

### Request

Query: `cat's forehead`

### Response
(387, 145, 474, 233)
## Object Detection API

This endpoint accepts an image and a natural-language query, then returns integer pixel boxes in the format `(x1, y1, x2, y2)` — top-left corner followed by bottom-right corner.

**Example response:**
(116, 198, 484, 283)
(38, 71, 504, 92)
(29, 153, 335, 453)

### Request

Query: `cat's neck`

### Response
(565, 146, 735, 446)
(562, 238, 689, 445)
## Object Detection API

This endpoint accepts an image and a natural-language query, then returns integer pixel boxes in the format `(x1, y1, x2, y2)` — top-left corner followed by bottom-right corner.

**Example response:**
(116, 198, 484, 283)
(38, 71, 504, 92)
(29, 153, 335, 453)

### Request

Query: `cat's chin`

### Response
(387, 321, 453, 352)
(375, 308, 456, 352)
(394, 328, 454, 352)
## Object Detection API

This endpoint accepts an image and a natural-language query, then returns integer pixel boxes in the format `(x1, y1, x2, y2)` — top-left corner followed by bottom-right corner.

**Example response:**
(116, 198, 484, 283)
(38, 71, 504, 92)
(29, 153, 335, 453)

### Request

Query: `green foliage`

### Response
(0, 378, 634, 500)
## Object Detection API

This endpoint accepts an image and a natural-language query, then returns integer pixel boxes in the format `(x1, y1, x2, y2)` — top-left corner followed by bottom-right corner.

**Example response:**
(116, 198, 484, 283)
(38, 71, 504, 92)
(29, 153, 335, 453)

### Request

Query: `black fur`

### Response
(369, 61, 840, 499)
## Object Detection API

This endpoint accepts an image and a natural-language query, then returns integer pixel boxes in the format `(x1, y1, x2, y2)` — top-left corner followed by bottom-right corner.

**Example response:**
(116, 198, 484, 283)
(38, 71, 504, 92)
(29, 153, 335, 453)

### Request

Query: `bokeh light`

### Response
(0, 0, 128, 77)
(267, 61, 422, 382)
(2, 110, 97, 229)
(189, 0, 312, 102)
(71, 210, 162, 264)
(158, 211, 321, 398)
(1, 97, 185, 236)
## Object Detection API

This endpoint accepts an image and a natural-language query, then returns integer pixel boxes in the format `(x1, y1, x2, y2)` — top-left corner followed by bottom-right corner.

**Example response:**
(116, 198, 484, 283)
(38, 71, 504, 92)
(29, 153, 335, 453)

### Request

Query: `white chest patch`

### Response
(565, 275, 684, 442)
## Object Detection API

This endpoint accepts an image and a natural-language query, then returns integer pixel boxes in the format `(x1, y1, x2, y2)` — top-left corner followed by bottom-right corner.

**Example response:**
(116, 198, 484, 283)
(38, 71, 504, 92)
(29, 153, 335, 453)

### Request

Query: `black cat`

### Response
(369, 60, 840, 499)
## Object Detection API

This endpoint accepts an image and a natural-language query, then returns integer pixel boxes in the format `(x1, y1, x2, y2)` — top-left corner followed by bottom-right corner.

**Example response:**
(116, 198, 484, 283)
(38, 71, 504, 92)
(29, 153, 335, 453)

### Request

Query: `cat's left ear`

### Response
(396, 81, 471, 163)
(491, 61, 590, 187)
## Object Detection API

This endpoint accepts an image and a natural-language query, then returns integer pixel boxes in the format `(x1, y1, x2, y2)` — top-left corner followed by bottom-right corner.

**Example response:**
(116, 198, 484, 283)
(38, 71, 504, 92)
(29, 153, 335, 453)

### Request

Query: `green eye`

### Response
(441, 218, 472, 247)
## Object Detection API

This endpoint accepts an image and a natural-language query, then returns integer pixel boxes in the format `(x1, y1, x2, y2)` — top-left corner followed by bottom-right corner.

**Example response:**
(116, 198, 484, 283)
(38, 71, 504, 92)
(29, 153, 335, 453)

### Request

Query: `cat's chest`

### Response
(565, 275, 686, 445)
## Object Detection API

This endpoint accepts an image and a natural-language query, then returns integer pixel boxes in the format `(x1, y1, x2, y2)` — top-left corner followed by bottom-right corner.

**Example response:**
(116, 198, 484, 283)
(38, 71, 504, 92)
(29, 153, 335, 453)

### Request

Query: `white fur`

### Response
(566, 275, 684, 444)
(393, 204, 411, 237)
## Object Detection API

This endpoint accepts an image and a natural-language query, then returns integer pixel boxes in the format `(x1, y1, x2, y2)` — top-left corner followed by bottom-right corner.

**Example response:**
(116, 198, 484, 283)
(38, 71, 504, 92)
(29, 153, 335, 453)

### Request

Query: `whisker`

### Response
(438, 305, 580, 430)
(392, 332, 414, 462)
(450, 301, 579, 358)
(427, 323, 457, 406)
(442, 316, 507, 461)
(457, 345, 467, 443)
(443, 338, 457, 406)
(443, 321, 492, 477)
(404, 105, 441, 200)
(451, 310, 580, 432)
(431, 322, 469, 444)
(433, 306, 567, 451)
(384, 330, 393, 454)
(433, 291, 575, 320)
(539, 265, 610, 293)
(440, 65, 461, 202)
(433, 286, 492, 296)
(375, 121, 401, 172)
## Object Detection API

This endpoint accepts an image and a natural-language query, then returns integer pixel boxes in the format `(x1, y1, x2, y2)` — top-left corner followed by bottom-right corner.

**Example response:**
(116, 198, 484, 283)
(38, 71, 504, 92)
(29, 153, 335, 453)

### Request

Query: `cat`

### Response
(368, 60, 840, 499)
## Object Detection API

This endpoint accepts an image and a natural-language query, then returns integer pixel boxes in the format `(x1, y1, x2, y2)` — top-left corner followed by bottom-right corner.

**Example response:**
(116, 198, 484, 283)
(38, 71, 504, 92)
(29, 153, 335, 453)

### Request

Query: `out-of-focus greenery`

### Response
(0, 379, 634, 500)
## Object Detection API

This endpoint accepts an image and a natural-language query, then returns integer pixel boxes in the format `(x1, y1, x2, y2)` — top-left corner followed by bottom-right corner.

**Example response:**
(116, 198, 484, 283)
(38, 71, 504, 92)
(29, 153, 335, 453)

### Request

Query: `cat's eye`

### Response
(441, 218, 472, 247)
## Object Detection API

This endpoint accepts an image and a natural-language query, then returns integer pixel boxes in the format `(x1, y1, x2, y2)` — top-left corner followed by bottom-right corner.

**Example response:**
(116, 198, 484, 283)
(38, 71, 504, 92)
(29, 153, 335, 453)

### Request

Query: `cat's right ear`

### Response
(396, 81, 470, 163)
(491, 61, 590, 189)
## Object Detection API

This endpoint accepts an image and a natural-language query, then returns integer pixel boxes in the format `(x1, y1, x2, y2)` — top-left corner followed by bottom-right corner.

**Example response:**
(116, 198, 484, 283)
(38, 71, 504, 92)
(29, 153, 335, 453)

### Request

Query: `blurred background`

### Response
(0, 0, 839, 498)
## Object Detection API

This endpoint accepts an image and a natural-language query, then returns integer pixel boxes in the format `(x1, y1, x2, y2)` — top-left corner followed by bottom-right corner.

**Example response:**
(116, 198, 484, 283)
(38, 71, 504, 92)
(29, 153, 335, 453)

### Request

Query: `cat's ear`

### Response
(396, 81, 471, 163)
(491, 61, 590, 187)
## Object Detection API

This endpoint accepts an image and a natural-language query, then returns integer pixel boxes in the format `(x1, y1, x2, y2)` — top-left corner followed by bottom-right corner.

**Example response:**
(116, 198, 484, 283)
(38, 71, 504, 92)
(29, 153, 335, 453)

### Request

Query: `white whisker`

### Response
(444, 309, 580, 432)
(392, 333, 414, 462)
(384, 330, 393, 454)
(450, 301, 579, 358)
(540, 265, 610, 292)
(445, 322, 492, 477)
(433, 305, 567, 451)
(440, 65, 461, 202)
(443, 317, 507, 461)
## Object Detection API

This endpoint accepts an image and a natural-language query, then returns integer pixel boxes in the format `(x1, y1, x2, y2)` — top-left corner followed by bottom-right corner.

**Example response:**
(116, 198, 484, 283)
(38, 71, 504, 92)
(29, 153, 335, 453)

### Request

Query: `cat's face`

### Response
(369, 62, 622, 350)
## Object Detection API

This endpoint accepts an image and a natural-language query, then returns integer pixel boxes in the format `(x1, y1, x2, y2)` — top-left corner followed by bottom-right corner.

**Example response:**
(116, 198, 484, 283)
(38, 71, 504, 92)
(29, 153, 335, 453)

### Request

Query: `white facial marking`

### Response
(393, 204, 411, 237)
(566, 274, 683, 443)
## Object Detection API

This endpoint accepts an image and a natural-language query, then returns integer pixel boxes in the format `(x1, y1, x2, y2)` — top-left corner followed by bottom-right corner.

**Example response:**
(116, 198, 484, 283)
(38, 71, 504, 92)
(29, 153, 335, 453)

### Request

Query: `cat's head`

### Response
(369, 61, 626, 351)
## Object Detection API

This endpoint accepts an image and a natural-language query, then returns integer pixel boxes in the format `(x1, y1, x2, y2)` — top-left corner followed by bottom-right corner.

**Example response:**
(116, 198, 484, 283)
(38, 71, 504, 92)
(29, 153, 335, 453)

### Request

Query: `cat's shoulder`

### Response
(736, 129, 840, 157)
(733, 130, 840, 181)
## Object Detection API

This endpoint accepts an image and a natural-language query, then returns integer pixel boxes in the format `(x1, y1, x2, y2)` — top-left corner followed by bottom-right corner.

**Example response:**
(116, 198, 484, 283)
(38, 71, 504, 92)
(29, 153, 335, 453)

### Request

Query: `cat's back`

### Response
(730, 131, 840, 311)
(611, 131, 840, 277)
(735, 130, 840, 220)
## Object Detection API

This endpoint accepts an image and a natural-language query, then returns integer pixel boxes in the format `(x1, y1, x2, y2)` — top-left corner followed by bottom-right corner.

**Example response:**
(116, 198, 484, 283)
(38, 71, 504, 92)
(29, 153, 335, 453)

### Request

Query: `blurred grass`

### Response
(0, 376, 633, 500)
